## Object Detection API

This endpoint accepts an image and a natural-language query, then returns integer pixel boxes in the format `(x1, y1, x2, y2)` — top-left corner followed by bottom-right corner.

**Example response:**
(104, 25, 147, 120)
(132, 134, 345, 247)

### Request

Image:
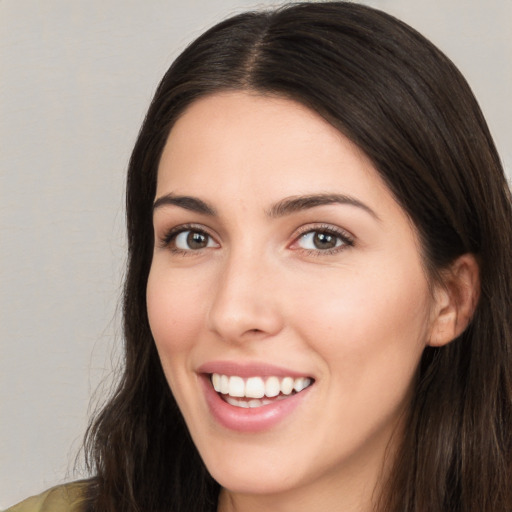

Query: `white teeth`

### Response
(294, 377, 311, 392)
(220, 374, 229, 395)
(245, 377, 265, 398)
(210, 373, 313, 399)
(226, 396, 286, 408)
(265, 376, 280, 397)
(226, 396, 249, 408)
(228, 376, 245, 397)
(212, 373, 221, 392)
(281, 377, 294, 395)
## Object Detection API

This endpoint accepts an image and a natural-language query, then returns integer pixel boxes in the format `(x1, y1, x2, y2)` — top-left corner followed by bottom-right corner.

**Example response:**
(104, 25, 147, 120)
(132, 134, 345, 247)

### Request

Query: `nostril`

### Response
(207, 290, 284, 341)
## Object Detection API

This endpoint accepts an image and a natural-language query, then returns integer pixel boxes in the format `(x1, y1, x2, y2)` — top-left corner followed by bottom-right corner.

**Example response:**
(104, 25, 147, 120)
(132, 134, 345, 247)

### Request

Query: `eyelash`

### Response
(292, 224, 354, 256)
(159, 223, 216, 256)
(158, 223, 354, 256)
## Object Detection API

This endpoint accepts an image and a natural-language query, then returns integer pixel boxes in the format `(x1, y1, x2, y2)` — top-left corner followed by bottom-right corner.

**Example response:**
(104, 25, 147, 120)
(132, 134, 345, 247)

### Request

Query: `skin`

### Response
(146, 91, 465, 512)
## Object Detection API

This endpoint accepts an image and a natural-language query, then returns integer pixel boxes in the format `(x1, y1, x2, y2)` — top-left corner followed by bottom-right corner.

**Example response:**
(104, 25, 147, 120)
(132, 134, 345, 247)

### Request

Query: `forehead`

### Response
(156, 91, 399, 220)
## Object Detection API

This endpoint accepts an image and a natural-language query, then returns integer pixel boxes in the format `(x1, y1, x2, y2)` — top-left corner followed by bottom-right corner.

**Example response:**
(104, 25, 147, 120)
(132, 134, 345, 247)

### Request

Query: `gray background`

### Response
(1, 0, 511, 507)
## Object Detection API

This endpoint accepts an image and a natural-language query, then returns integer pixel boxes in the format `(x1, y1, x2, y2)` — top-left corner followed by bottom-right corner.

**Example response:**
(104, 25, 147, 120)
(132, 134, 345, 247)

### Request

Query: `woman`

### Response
(9, 2, 511, 511)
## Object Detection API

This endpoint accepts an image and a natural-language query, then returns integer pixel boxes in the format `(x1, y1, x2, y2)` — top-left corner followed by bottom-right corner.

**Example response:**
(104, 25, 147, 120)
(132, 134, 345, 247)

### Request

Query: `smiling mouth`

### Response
(210, 373, 314, 409)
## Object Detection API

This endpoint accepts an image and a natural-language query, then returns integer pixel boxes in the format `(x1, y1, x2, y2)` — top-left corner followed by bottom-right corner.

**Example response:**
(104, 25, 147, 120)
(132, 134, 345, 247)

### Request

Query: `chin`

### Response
(211, 466, 301, 496)
(197, 440, 309, 496)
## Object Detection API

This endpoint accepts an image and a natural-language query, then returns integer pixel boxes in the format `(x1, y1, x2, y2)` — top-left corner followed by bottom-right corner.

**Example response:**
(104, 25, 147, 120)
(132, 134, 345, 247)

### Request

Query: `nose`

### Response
(207, 251, 284, 343)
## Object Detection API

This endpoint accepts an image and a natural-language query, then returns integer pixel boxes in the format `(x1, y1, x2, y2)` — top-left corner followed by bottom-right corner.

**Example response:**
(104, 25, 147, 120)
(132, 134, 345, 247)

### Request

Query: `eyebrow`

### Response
(266, 193, 379, 220)
(153, 192, 378, 220)
(153, 193, 217, 216)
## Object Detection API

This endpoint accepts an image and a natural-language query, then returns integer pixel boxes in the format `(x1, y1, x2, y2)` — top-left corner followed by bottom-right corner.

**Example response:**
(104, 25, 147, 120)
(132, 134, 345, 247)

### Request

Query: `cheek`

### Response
(293, 260, 431, 385)
(146, 265, 206, 355)
(297, 267, 431, 455)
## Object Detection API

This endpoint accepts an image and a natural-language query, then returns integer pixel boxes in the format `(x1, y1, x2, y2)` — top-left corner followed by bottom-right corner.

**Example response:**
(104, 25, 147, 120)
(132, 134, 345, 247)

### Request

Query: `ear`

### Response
(428, 254, 480, 347)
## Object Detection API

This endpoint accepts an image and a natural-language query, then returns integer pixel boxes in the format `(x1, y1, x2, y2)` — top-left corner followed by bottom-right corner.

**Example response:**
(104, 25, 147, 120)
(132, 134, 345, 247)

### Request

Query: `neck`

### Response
(216, 448, 392, 512)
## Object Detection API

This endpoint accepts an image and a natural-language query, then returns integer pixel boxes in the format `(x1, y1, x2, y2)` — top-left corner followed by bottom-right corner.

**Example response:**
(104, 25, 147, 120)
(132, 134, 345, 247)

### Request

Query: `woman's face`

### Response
(147, 91, 438, 506)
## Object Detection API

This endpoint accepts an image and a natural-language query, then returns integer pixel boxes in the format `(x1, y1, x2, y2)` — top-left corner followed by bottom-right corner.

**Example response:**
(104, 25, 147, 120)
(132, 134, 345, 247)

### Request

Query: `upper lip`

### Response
(197, 360, 313, 379)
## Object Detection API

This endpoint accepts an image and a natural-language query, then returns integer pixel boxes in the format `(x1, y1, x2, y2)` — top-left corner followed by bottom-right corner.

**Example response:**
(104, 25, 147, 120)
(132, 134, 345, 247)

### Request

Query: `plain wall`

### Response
(1, 0, 510, 507)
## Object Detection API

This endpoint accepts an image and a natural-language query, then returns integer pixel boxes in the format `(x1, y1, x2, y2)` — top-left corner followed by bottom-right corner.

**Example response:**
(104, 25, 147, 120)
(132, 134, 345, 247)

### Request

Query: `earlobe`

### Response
(428, 254, 480, 347)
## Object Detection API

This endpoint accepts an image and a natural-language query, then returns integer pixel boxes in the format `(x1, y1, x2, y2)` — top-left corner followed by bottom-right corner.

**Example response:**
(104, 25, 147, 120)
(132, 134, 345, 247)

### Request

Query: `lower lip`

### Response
(200, 375, 312, 433)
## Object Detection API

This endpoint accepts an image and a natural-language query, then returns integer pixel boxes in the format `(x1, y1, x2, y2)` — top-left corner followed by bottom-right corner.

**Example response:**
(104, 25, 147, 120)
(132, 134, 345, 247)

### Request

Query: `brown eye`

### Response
(174, 230, 217, 251)
(187, 231, 208, 249)
(312, 232, 338, 249)
(296, 230, 347, 251)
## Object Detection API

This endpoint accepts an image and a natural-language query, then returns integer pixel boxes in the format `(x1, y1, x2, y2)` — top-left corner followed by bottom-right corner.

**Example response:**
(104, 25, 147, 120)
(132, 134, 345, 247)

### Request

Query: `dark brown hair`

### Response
(84, 2, 512, 511)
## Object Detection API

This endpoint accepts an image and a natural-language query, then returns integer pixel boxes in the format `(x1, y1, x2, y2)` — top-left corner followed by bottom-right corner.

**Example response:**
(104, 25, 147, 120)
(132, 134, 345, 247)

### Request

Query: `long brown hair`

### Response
(84, 3, 512, 511)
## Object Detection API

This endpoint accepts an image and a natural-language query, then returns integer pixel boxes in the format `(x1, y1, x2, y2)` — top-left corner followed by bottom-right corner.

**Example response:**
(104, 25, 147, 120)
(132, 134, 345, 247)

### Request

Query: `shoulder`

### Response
(5, 481, 89, 512)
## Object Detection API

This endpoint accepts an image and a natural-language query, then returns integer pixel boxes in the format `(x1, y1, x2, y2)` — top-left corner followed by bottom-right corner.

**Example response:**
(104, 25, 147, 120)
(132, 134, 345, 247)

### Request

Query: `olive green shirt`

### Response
(5, 482, 88, 512)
